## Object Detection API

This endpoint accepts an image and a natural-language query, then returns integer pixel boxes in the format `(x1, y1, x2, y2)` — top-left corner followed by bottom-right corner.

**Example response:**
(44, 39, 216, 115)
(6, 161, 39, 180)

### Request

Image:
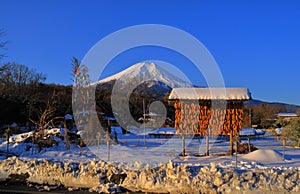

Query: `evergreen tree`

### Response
(283, 118, 300, 147)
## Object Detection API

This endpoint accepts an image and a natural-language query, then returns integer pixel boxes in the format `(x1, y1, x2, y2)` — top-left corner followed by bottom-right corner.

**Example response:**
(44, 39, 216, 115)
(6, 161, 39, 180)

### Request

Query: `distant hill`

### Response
(245, 99, 300, 113)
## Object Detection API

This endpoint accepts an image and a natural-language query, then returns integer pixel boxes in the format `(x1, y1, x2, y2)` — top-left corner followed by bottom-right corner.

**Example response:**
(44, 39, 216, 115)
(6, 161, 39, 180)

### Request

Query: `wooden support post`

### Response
(206, 129, 209, 156)
(229, 108, 234, 156)
(282, 138, 286, 161)
(248, 136, 251, 153)
(229, 129, 233, 155)
(235, 135, 238, 168)
(106, 130, 110, 161)
(181, 135, 186, 156)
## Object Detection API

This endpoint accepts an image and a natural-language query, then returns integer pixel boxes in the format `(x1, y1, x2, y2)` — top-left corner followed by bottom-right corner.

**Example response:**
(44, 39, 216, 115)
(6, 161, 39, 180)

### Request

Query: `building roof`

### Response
(276, 112, 298, 117)
(168, 88, 251, 101)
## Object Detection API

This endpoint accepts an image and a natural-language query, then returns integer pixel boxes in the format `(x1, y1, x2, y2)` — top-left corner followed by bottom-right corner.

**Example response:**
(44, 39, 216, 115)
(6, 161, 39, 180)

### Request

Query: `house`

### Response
(275, 112, 298, 121)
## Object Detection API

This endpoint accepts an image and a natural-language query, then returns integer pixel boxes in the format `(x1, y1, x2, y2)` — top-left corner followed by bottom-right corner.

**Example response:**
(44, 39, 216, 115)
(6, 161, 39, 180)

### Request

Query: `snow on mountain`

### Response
(96, 62, 192, 88)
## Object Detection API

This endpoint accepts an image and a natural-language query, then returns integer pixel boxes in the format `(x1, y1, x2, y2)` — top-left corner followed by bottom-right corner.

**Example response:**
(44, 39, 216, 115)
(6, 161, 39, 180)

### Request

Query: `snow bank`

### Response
(8, 131, 34, 143)
(1, 128, 300, 193)
(1, 157, 300, 193)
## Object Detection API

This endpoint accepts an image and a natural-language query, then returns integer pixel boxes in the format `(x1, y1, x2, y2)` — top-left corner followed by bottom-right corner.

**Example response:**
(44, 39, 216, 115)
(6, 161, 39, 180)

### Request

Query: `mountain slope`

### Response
(245, 99, 299, 113)
(96, 62, 192, 88)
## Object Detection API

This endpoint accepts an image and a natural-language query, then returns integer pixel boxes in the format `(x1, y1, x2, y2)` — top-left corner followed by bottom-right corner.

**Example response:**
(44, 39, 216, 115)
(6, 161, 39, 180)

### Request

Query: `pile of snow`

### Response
(239, 128, 256, 136)
(255, 128, 265, 135)
(241, 149, 284, 163)
(8, 131, 34, 143)
(8, 128, 65, 143)
(0, 128, 74, 157)
(150, 127, 176, 135)
(275, 128, 283, 135)
(0, 157, 300, 193)
(47, 128, 63, 135)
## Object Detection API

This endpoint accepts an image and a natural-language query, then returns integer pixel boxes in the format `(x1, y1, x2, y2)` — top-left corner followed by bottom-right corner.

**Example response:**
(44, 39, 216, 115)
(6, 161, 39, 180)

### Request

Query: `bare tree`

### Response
(0, 62, 46, 86)
(0, 29, 7, 61)
(0, 63, 46, 102)
(30, 101, 59, 130)
(29, 93, 62, 151)
(0, 63, 8, 72)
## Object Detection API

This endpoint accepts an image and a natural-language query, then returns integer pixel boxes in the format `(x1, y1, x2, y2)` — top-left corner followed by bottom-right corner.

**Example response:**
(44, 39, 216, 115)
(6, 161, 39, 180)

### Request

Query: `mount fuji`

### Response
(95, 62, 193, 97)
(97, 62, 192, 87)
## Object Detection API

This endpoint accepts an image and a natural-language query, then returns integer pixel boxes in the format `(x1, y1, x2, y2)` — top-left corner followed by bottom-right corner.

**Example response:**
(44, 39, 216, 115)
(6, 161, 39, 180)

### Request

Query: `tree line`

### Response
(0, 62, 72, 127)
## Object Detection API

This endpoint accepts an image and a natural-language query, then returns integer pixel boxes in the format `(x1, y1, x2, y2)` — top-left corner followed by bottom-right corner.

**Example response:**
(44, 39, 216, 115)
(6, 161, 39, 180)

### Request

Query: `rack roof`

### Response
(169, 88, 251, 101)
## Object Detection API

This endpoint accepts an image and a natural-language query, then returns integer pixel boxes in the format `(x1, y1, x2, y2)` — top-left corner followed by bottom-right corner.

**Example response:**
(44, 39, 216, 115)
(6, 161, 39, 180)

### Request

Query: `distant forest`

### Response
(0, 63, 72, 126)
(0, 62, 299, 130)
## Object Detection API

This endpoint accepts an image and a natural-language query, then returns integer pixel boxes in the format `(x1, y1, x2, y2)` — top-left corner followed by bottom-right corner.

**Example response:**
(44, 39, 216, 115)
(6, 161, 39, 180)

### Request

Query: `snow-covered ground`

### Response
(1, 129, 299, 167)
(1, 129, 300, 193)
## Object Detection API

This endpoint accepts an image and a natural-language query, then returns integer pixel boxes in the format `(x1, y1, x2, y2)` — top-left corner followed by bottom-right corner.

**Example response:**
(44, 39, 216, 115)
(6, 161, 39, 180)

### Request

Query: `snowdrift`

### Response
(241, 149, 284, 163)
(1, 157, 300, 193)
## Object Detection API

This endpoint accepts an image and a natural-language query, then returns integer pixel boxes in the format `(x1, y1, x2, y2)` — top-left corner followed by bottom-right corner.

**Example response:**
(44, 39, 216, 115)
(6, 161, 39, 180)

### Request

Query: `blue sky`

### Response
(1, 0, 300, 105)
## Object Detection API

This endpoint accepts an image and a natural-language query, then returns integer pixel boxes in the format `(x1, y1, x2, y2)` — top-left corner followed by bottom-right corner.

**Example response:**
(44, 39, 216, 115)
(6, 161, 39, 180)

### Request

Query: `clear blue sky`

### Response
(1, 0, 300, 105)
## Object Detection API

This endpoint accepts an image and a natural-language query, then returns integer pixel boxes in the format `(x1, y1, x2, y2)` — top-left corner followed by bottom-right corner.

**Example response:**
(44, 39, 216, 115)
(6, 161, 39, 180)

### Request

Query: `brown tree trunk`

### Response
(63, 121, 70, 150)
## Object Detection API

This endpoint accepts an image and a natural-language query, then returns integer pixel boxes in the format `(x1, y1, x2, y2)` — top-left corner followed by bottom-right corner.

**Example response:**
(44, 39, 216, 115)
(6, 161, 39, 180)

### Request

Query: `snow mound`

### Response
(241, 149, 284, 163)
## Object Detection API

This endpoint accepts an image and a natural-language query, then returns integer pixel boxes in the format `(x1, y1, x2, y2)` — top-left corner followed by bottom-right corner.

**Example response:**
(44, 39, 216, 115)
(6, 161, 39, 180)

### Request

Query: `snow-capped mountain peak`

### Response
(96, 62, 192, 88)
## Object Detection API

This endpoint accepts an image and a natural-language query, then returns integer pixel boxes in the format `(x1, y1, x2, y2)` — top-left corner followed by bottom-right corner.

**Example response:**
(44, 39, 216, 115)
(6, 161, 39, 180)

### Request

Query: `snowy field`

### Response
(0, 129, 300, 193)
(1, 129, 299, 167)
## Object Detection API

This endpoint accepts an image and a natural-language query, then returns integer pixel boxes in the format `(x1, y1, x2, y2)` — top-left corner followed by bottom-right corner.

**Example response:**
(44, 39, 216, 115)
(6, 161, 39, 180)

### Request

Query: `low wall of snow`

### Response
(0, 157, 300, 193)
